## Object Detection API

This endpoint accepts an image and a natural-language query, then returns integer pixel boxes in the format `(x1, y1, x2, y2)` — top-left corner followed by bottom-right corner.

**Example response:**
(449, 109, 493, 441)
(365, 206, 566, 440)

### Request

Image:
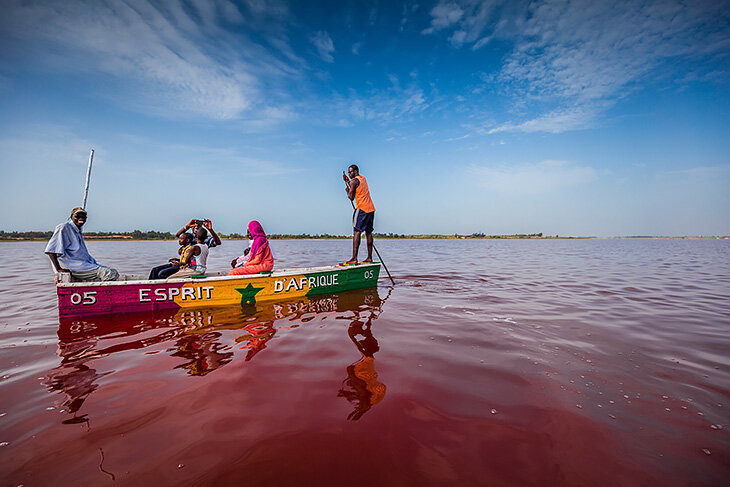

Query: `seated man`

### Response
(148, 232, 194, 280)
(45, 207, 119, 282)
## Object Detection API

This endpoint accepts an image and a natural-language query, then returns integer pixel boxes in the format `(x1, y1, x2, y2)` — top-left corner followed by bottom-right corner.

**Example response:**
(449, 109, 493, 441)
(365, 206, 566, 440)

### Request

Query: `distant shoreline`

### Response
(1, 232, 727, 242)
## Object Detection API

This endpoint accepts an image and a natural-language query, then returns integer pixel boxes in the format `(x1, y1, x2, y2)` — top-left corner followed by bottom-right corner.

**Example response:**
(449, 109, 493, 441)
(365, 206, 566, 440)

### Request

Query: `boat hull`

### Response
(56, 263, 381, 319)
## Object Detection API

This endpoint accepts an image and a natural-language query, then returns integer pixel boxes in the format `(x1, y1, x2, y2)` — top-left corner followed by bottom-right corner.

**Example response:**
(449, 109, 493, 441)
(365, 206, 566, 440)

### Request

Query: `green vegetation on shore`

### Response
(1, 230, 555, 241)
(0, 230, 177, 241)
(3, 230, 725, 242)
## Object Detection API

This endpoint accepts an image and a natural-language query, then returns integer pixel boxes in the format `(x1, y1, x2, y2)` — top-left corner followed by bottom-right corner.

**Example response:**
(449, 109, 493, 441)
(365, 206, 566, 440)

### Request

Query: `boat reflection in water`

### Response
(44, 288, 387, 424)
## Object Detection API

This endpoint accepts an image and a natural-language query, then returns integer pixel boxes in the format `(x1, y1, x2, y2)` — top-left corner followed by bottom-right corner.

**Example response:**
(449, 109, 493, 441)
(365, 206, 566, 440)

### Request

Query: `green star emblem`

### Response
(235, 283, 264, 306)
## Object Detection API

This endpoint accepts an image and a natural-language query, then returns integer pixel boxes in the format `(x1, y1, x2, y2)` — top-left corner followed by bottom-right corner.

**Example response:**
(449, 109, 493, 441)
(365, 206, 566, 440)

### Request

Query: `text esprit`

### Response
(139, 286, 214, 302)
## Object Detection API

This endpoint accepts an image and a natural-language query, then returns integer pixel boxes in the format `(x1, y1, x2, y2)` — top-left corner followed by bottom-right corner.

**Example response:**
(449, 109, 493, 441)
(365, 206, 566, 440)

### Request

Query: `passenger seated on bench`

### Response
(45, 207, 119, 282)
(169, 227, 210, 279)
(230, 239, 253, 268)
(228, 221, 274, 276)
(149, 232, 194, 279)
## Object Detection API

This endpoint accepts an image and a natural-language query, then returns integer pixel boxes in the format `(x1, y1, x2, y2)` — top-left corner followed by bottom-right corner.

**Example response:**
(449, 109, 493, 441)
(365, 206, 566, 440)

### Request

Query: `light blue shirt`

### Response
(191, 235, 219, 248)
(45, 220, 100, 272)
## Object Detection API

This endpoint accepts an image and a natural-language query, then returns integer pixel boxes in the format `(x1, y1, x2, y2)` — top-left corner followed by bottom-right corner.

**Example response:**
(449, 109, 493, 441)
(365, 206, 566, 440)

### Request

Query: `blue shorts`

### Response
(353, 209, 375, 233)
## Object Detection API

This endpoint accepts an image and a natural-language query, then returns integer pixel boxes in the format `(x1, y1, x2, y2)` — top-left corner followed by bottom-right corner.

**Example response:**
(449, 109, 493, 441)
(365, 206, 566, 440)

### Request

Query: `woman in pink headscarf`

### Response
(228, 220, 274, 276)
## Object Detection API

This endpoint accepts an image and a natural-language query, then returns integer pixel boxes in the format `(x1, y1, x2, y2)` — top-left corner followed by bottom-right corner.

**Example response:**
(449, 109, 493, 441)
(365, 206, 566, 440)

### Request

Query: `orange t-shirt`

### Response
(354, 175, 375, 213)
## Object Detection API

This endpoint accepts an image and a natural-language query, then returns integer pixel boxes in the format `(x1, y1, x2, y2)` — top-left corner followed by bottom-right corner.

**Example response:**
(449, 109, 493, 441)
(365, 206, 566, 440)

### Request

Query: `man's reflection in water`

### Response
(45, 308, 281, 419)
(44, 317, 178, 423)
(338, 305, 387, 420)
(44, 360, 100, 425)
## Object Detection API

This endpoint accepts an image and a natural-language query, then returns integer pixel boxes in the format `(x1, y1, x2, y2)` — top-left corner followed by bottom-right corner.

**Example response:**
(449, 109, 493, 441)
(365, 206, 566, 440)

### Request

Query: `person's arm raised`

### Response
(346, 177, 359, 201)
(203, 219, 222, 246)
(176, 219, 197, 238)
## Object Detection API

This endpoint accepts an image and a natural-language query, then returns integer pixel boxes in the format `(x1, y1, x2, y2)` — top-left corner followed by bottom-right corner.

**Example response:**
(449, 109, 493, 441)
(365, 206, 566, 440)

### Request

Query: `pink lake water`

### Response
(0, 238, 729, 486)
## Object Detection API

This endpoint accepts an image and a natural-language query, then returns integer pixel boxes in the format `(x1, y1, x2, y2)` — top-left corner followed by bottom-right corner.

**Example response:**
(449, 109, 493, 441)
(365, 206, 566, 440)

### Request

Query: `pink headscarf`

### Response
(247, 220, 269, 260)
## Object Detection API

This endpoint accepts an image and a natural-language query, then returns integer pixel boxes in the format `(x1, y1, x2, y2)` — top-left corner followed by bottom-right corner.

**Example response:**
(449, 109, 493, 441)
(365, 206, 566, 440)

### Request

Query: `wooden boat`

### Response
(56, 262, 381, 319)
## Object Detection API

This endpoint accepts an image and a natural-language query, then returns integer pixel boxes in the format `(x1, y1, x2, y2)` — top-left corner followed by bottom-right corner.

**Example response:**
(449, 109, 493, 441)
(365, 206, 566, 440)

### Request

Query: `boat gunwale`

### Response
(55, 262, 382, 288)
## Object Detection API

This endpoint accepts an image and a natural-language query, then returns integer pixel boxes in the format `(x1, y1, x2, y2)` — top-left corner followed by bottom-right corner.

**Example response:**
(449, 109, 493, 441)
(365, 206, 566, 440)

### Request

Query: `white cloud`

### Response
(340, 85, 429, 125)
(0, 0, 302, 121)
(422, 1, 464, 34)
(310, 74, 432, 126)
(235, 104, 299, 132)
(423, 0, 501, 46)
(425, 0, 730, 133)
(0, 125, 97, 169)
(241, 0, 289, 18)
(488, 105, 601, 134)
(661, 164, 730, 180)
(0, 125, 299, 180)
(163, 144, 299, 177)
(469, 160, 598, 194)
(445, 134, 471, 142)
(311, 31, 335, 63)
(399, 3, 410, 31)
(450, 30, 467, 46)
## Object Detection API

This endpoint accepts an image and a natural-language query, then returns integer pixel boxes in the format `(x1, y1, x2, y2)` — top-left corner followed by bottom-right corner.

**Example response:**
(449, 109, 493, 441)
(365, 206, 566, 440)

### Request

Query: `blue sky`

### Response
(0, 0, 728, 236)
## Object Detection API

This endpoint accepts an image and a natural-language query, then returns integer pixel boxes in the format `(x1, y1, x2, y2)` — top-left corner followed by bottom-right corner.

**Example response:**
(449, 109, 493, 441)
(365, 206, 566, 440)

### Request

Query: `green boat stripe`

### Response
(304, 266, 380, 297)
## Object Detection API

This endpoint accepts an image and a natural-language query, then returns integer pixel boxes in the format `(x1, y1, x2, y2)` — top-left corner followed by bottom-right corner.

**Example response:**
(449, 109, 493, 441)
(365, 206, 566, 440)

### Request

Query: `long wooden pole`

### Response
(346, 185, 395, 285)
(82, 148, 94, 209)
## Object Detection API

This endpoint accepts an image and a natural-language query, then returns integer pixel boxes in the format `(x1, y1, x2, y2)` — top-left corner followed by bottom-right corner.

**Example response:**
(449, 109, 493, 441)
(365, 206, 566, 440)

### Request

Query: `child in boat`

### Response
(170, 227, 210, 278)
(230, 240, 252, 268)
(228, 221, 274, 276)
(149, 232, 194, 279)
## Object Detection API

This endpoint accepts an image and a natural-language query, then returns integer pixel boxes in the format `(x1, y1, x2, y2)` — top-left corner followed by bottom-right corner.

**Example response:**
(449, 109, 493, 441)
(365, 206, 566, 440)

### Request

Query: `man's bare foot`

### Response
(362, 258, 373, 263)
(345, 258, 358, 264)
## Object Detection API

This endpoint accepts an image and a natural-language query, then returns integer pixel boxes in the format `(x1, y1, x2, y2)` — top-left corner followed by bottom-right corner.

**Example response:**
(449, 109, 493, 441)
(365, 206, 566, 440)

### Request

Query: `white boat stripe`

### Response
(56, 263, 382, 288)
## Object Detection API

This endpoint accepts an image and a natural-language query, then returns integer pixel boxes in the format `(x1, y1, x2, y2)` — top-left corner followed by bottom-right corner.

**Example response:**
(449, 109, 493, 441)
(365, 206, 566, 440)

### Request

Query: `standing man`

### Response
(45, 207, 119, 282)
(344, 164, 375, 263)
